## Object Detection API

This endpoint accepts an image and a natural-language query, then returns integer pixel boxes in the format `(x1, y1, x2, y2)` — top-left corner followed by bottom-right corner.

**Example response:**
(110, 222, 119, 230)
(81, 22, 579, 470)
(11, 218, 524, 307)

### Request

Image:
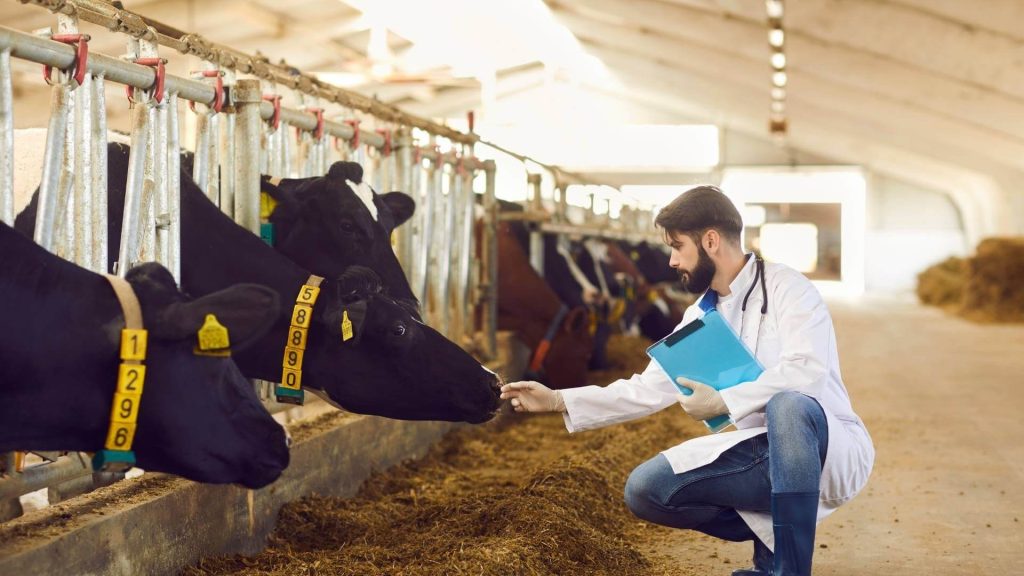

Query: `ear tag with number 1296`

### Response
(195, 314, 231, 357)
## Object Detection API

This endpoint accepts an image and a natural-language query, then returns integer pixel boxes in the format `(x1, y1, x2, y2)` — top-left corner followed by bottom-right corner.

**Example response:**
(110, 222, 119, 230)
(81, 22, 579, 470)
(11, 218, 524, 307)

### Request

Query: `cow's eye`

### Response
(391, 322, 407, 337)
(340, 221, 355, 233)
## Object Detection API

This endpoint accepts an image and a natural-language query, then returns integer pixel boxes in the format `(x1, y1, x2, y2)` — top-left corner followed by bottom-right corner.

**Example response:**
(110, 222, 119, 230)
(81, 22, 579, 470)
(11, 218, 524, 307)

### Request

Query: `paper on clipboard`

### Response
(646, 309, 764, 433)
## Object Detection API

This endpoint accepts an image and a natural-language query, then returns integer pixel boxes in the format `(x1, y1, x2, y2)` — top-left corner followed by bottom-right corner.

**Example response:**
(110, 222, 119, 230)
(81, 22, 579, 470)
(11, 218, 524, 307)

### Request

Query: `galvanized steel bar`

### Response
(206, 113, 221, 210)
(166, 92, 180, 282)
(281, 120, 292, 178)
(482, 161, 498, 358)
(154, 93, 170, 267)
(457, 159, 475, 344)
(90, 73, 107, 273)
(192, 112, 210, 197)
(33, 84, 70, 252)
(233, 79, 261, 234)
(414, 154, 439, 314)
(0, 49, 13, 226)
(0, 454, 92, 501)
(395, 130, 414, 277)
(116, 101, 151, 276)
(73, 72, 93, 268)
(439, 155, 458, 337)
(139, 104, 157, 264)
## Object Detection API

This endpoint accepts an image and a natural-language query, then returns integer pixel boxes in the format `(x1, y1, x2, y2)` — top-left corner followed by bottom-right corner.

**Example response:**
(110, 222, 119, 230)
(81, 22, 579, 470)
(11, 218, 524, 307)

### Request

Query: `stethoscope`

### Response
(697, 253, 767, 315)
(741, 253, 768, 315)
(696, 253, 767, 354)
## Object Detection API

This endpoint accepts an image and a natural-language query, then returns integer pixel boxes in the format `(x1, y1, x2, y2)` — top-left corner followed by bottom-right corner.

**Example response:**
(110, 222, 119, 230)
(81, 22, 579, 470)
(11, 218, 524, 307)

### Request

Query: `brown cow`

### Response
(496, 222, 593, 389)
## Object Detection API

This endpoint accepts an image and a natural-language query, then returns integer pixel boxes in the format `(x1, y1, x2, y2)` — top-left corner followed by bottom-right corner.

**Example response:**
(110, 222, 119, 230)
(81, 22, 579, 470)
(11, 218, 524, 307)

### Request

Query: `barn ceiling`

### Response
(3, 0, 1022, 234)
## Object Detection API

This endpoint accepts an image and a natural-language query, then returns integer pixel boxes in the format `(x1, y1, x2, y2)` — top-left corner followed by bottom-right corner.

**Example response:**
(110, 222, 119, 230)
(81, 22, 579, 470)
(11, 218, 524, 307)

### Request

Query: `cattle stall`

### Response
(0, 1, 507, 568)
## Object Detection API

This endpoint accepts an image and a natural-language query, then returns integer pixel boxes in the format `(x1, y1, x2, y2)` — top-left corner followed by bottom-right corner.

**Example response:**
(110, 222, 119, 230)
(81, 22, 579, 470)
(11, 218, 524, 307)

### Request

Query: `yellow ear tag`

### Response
(341, 310, 354, 342)
(260, 191, 279, 219)
(196, 314, 231, 357)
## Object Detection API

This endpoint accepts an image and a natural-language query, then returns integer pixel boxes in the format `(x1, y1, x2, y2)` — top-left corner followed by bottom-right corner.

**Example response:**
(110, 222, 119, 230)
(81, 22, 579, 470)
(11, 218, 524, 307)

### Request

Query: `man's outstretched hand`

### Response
(499, 381, 566, 413)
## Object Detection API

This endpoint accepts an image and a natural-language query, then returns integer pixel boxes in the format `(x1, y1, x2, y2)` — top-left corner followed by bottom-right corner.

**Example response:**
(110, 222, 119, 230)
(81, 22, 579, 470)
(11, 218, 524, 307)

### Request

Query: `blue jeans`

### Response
(624, 391, 829, 541)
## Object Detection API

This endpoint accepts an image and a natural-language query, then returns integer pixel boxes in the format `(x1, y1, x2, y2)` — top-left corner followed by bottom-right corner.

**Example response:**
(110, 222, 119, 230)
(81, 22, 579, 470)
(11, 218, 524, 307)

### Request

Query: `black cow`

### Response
(15, 143, 501, 423)
(0, 222, 288, 488)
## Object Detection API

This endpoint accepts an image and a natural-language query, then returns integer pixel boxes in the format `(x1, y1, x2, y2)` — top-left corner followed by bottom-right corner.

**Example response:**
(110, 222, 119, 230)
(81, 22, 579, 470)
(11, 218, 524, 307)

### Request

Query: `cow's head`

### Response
(123, 263, 289, 488)
(264, 162, 416, 302)
(303, 266, 501, 423)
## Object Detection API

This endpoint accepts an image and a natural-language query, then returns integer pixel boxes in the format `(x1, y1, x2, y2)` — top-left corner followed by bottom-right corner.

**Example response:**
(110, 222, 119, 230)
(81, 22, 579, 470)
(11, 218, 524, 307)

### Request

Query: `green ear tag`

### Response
(196, 314, 231, 356)
(341, 310, 354, 342)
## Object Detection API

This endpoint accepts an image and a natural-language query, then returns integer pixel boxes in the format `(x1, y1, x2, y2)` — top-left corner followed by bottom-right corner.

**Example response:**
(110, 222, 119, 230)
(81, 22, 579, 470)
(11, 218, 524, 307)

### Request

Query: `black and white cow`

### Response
(15, 143, 502, 423)
(261, 162, 417, 302)
(0, 221, 289, 488)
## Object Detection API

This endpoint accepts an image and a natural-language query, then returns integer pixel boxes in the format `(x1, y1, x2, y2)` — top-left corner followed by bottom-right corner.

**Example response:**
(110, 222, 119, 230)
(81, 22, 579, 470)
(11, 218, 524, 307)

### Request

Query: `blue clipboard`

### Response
(646, 309, 764, 433)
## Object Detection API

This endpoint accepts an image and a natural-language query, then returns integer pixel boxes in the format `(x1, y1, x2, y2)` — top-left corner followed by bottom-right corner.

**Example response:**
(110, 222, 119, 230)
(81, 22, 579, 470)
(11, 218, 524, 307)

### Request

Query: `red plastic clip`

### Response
(262, 94, 282, 130)
(43, 34, 90, 88)
(375, 128, 392, 156)
(188, 70, 224, 114)
(126, 57, 166, 104)
(343, 119, 360, 150)
(306, 107, 325, 140)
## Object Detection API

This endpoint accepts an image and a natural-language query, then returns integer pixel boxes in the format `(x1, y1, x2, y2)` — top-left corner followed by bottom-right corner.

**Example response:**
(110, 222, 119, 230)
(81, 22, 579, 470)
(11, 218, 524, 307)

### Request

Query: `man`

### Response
(500, 185, 874, 576)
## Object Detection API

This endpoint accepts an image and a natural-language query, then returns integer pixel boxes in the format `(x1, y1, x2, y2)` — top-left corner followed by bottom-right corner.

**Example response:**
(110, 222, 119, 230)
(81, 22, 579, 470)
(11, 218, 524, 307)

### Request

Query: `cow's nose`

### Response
(484, 371, 503, 400)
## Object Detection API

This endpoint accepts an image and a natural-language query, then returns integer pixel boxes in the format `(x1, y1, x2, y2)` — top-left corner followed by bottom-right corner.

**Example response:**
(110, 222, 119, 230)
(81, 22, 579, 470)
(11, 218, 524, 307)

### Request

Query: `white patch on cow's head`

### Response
(346, 179, 378, 221)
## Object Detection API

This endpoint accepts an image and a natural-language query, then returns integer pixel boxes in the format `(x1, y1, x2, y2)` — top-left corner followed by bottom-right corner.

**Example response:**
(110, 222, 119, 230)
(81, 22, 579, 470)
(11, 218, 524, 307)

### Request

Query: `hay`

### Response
(184, 335, 691, 576)
(917, 238, 1024, 323)
(961, 238, 1024, 322)
(916, 256, 965, 309)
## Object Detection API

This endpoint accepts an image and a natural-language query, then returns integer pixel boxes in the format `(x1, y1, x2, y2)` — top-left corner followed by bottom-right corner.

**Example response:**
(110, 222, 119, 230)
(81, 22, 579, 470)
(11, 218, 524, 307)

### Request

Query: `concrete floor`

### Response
(823, 294, 1024, 574)
(656, 294, 1024, 574)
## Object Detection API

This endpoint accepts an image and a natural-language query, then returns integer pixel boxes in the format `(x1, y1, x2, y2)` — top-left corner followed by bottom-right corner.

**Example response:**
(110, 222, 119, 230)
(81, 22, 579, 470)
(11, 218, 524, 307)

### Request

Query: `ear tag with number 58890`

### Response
(341, 310, 354, 342)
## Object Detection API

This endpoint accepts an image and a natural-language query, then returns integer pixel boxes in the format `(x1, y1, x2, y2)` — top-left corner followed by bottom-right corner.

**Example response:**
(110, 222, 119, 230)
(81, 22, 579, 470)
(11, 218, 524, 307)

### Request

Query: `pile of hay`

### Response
(185, 335, 694, 576)
(916, 256, 965, 309)
(961, 238, 1024, 322)
(917, 238, 1024, 322)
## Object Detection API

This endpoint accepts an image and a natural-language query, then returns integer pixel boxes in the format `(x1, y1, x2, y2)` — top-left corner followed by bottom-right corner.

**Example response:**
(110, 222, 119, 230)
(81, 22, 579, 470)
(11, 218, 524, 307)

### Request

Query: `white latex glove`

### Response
(499, 381, 565, 413)
(675, 377, 728, 421)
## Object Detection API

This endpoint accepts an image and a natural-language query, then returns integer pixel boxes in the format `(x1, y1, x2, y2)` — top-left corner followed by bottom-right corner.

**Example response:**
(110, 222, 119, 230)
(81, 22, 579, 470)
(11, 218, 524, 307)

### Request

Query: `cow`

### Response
(0, 221, 289, 489)
(495, 221, 592, 389)
(15, 142, 502, 424)
(603, 240, 679, 341)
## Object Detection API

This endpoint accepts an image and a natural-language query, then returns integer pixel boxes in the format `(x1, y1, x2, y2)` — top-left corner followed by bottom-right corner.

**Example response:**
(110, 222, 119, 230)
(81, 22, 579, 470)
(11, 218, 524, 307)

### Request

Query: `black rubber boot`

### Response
(731, 537, 773, 575)
(771, 491, 819, 576)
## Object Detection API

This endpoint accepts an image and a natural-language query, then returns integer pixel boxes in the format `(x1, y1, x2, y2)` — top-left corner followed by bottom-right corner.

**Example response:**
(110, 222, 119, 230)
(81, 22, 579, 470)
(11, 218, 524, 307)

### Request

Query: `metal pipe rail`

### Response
(539, 221, 660, 244)
(0, 26, 215, 105)
(20, 0, 478, 145)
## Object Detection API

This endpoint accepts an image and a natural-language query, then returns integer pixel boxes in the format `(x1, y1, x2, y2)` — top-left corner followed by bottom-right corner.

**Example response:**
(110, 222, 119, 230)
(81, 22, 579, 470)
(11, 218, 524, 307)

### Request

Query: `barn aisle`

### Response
(647, 295, 1024, 575)
(184, 296, 1024, 575)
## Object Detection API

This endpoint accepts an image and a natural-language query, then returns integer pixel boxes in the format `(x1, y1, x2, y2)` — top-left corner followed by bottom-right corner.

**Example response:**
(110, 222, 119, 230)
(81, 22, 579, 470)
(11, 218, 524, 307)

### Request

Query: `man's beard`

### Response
(679, 245, 716, 293)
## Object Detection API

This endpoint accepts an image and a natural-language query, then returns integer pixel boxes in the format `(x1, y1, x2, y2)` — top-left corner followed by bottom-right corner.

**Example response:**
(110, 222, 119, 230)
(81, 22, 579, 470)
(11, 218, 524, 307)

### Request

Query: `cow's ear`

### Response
(327, 161, 364, 183)
(260, 176, 304, 208)
(155, 284, 281, 352)
(379, 192, 415, 227)
(323, 299, 368, 345)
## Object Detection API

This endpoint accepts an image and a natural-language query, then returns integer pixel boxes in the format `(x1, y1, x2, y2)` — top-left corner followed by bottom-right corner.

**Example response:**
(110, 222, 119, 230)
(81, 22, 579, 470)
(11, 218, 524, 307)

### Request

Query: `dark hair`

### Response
(654, 185, 743, 244)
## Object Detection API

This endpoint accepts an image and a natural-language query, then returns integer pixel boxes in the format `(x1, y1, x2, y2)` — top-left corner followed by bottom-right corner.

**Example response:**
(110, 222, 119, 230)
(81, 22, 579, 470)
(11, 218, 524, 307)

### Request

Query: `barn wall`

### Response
(864, 174, 967, 292)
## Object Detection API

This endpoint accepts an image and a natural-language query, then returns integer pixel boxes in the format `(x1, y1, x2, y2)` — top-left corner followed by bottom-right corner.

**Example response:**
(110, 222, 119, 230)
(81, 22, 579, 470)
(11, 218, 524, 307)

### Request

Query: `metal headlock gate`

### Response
(0, 0, 501, 522)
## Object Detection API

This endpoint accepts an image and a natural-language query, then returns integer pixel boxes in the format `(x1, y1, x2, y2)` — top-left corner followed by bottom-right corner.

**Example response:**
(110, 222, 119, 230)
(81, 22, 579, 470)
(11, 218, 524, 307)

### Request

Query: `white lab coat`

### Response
(559, 255, 875, 550)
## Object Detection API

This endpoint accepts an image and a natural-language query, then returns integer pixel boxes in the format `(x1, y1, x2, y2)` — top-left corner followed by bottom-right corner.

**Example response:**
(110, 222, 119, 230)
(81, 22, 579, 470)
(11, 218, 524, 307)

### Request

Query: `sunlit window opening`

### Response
(759, 223, 819, 273)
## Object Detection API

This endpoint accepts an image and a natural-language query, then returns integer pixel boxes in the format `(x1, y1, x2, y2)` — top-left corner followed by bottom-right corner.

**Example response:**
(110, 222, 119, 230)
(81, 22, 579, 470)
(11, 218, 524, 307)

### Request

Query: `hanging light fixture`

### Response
(766, 0, 787, 141)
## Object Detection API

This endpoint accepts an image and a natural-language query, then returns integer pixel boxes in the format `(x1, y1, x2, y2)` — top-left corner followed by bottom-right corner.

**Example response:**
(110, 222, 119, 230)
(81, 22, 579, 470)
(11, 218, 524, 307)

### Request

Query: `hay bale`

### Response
(961, 237, 1024, 322)
(916, 256, 965, 309)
